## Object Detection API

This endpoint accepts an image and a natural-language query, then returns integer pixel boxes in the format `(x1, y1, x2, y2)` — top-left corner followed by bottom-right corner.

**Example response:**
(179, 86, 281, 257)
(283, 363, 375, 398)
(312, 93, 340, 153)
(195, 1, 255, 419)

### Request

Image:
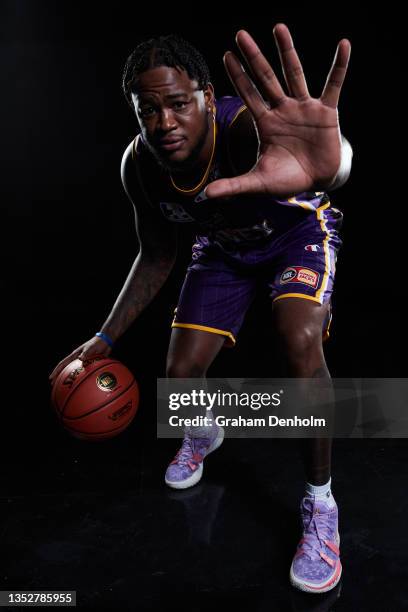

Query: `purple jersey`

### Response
(132, 96, 330, 250)
(131, 96, 343, 348)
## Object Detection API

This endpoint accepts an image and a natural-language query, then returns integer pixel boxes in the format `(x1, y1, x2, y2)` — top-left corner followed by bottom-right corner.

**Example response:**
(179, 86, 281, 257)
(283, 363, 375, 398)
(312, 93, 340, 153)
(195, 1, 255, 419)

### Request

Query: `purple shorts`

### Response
(172, 204, 343, 347)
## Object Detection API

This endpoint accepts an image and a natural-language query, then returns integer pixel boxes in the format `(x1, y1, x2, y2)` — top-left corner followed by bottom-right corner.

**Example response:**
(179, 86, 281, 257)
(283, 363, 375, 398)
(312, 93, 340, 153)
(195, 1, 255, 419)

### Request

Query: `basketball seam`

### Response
(58, 360, 123, 414)
(65, 419, 133, 436)
(62, 378, 137, 420)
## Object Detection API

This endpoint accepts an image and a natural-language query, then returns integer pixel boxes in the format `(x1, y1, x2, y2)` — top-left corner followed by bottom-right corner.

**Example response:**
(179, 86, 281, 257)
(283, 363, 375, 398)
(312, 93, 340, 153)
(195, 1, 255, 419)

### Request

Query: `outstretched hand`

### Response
(205, 24, 351, 200)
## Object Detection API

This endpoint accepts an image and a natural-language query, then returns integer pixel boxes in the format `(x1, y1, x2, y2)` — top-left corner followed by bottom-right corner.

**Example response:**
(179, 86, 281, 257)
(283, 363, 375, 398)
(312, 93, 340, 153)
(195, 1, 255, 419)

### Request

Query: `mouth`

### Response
(156, 137, 186, 153)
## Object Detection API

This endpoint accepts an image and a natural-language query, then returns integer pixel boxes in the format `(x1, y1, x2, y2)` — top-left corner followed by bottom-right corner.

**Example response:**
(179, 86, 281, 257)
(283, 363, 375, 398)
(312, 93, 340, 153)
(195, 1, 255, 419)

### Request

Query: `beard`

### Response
(146, 117, 210, 173)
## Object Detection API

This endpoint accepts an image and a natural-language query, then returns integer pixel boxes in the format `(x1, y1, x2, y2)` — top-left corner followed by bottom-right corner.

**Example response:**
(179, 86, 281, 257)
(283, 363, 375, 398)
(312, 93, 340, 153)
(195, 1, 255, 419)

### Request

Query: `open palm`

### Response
(205, 24, 351, 200)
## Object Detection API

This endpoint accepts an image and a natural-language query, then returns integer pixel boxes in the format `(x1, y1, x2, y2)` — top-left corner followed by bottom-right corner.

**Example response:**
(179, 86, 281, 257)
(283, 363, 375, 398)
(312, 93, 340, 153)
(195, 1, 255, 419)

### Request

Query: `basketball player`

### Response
(50, 24, 352, 593)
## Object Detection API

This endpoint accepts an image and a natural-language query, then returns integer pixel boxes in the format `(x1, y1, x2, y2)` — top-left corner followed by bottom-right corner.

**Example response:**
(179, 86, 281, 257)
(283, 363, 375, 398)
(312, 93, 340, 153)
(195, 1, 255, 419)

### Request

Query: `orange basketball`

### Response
(51, 354, 139, 440)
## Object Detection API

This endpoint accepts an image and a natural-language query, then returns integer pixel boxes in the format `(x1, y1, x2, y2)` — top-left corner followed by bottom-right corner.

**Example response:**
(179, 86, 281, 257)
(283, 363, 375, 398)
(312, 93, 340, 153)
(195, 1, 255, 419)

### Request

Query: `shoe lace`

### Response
(300, 504, 334, 561)
(172, 435, 202, 467)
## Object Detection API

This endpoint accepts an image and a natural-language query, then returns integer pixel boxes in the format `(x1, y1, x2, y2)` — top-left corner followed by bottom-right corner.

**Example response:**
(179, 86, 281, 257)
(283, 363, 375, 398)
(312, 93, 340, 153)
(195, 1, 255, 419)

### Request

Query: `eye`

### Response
(173, 101, 188, 111)
(139, 106, 156, 118)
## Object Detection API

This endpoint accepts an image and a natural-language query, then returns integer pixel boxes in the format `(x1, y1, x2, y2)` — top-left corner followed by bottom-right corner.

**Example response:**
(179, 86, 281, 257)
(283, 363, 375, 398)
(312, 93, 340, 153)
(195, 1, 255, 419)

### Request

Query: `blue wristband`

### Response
(95, 331, 114, 347)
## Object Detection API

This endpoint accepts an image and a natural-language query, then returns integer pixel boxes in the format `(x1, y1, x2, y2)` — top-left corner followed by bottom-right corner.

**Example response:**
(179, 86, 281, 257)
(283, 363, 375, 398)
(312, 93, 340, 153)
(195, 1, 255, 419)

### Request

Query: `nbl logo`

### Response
(281, 268, 297, 282)
(96, 372, 118, 392)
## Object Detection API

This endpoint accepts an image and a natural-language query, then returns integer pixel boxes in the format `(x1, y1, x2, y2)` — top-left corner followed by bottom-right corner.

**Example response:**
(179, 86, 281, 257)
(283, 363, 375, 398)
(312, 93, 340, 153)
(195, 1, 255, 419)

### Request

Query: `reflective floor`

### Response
(1, 410, 407, 611)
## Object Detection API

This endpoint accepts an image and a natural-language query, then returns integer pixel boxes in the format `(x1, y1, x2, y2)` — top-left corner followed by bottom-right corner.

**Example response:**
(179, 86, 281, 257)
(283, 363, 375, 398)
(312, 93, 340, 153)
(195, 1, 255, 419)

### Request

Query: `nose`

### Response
(159, 108, 177, 132)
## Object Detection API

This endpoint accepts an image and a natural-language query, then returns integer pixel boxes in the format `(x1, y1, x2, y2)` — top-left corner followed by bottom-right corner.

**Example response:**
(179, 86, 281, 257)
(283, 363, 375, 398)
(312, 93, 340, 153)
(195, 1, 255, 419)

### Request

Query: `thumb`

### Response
(204, 173, 259, 200)
(79, 349, 108, 363)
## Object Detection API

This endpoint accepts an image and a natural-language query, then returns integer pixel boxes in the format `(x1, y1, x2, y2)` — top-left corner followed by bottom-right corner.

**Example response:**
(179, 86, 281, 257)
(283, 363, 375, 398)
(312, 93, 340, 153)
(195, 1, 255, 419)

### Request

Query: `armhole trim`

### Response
(226, 105, 255, 175)
(228, 104, 247, 129)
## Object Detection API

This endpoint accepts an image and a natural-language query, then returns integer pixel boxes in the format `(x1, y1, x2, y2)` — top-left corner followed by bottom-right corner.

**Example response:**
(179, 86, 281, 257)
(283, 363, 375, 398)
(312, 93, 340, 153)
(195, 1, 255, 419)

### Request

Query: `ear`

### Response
(203, 82, 215, 112)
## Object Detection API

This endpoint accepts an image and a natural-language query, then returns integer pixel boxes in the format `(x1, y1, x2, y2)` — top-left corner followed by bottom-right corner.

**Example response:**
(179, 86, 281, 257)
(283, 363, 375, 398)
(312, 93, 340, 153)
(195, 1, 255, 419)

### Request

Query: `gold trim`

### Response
(229, 104, 247, 128)
(286, 194, 331, 212)
(171, 322, 236, 345)
(315, 204, 332, 302)
(287, 196, 316, 211)
(273, 293, 323, 304)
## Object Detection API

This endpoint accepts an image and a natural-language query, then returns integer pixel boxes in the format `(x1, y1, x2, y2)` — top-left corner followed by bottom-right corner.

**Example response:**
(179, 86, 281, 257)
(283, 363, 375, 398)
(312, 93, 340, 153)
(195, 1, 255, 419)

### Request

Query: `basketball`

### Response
(51, 354, 139, 440)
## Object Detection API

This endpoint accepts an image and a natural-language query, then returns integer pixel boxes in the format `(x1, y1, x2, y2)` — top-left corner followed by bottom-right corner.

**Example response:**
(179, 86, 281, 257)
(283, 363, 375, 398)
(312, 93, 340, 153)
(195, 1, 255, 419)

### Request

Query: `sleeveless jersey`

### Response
(132, 96, 330, 248)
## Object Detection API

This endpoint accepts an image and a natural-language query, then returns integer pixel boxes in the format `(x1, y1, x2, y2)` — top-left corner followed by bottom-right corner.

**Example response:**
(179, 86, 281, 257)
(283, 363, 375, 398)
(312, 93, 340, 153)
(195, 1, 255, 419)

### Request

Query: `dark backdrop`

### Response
(2, 3, 406, 448)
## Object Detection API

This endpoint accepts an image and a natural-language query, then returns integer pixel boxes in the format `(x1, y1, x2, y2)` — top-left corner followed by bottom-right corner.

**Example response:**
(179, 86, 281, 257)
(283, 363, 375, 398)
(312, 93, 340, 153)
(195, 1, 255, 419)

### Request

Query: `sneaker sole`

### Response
(289, 532, 341, 594)
(165, 426, 225, 490)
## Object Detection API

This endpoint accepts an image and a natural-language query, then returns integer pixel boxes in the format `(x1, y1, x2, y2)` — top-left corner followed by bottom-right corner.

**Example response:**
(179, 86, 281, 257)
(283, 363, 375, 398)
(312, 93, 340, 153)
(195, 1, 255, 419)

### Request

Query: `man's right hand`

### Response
(49, 336, 112, 386)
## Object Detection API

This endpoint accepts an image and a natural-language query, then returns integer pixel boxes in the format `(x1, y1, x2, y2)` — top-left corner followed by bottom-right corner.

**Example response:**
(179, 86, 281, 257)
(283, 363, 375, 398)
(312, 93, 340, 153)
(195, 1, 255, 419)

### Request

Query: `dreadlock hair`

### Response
(122, 34, 211, 109)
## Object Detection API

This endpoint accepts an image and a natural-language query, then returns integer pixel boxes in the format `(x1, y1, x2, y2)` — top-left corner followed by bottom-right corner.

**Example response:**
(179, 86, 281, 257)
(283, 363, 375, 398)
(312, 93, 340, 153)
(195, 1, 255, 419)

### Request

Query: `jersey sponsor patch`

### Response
(159, 201, 194, 223)
(305, 244, 320, 252)
(280, 266, 320, 288)
(212, 219, 274, 244)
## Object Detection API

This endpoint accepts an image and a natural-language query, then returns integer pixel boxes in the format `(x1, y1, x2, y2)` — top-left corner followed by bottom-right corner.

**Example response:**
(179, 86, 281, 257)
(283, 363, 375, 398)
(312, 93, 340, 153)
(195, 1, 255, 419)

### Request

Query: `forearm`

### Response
(99, 251, 175, 342)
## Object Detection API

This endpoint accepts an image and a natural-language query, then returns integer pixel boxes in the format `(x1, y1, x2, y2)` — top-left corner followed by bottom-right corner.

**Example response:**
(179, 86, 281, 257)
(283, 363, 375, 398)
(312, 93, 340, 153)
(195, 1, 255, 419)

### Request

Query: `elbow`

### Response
(140, 245, 177, 267)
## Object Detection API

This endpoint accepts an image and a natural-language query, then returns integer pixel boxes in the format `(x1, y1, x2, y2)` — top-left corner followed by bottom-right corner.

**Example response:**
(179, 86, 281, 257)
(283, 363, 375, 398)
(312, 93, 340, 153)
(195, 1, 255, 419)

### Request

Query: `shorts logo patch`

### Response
(305, 244, 320, 252)
(280, 268, 297, 283)
(280, 266, 320, 288)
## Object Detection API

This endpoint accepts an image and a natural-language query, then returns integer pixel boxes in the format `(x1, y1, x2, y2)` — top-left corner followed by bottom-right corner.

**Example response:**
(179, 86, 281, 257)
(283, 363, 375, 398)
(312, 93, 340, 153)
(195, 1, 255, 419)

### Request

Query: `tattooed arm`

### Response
(99, 141, 178, 343)
(49, 142, 177, 383)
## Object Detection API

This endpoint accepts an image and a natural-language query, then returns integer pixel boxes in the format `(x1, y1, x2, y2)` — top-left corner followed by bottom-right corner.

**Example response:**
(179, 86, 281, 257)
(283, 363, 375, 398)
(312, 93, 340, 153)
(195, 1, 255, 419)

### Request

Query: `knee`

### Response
(166, 359, 207, 378)
(275, 324, 322, 365)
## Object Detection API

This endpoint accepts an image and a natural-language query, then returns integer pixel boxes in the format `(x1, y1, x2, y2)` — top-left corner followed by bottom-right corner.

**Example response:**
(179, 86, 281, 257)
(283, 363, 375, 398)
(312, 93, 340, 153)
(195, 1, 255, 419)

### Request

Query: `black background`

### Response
(3, 2, 406, 443)
(1, 3, 408, 608)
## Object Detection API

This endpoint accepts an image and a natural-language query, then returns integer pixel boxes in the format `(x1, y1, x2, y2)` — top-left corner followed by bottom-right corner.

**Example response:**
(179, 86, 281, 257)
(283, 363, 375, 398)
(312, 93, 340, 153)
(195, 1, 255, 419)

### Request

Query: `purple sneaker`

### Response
(290, 496, 342, 594)
(165, 425, 224, 490)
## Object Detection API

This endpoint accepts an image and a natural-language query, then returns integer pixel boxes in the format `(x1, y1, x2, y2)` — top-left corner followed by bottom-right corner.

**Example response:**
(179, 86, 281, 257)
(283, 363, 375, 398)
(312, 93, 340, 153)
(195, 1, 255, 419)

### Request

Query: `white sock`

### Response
(305, 477, 336, 508)
(184, 410, 215, 438)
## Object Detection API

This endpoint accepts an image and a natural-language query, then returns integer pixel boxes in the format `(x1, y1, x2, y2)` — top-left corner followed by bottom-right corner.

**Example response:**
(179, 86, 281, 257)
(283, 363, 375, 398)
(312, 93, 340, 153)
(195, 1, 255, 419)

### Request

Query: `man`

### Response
(50, 24, 352, 593)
